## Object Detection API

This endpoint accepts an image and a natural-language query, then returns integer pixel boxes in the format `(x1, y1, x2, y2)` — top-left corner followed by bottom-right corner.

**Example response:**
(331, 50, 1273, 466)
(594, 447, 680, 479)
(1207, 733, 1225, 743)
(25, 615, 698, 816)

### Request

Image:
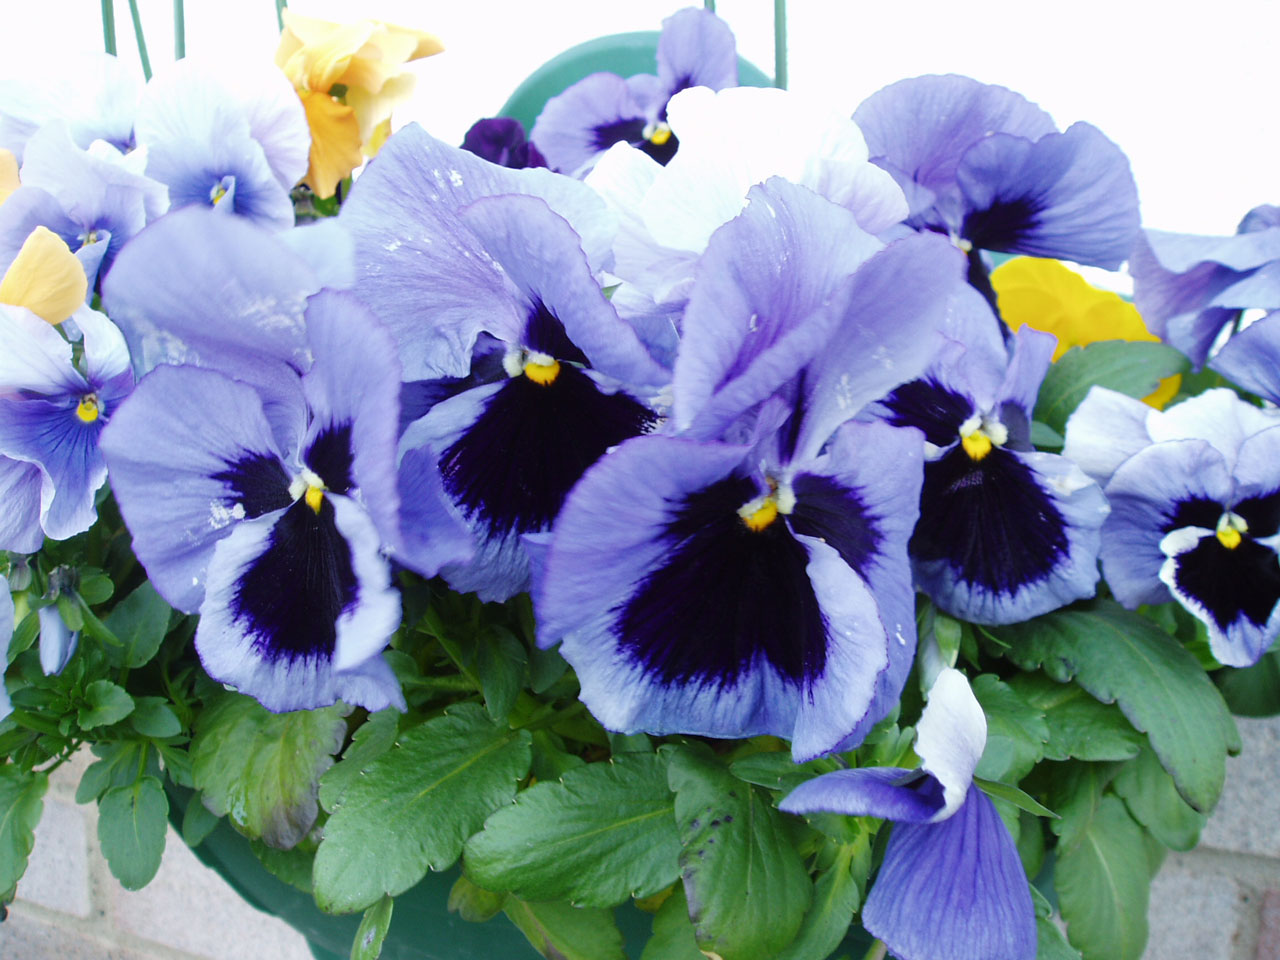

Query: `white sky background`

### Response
(2, 0, 1276, 235)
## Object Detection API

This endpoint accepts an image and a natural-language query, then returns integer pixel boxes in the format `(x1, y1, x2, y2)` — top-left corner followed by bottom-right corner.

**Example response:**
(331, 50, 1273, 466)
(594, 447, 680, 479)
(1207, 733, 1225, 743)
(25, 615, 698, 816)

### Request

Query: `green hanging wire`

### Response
(126, 0, 152, 81)
(773, 0, 788, 89)
(173, 0, 185, 59)
(703, 0, 716, 11)
(101, 0, 117, 56)
(276, 0, 287, 33)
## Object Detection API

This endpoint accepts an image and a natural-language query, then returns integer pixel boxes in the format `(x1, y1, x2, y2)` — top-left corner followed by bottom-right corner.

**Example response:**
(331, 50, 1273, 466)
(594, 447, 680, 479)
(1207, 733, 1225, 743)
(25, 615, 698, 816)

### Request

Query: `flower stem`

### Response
(173, 0, 185, 59)
(101, 0, 117, 55)
(773, 0, 788, 89)
(275, 0, 287, 33)
(126, 0, 151, 81)
(863, 940, 888, 960)
(703, 0, 716, 10)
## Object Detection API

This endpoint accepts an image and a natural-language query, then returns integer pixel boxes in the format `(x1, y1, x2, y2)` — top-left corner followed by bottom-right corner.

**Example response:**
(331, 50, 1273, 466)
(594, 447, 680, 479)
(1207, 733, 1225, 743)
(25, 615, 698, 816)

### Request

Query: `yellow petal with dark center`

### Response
(298, 90, 364, 199)
(0, 226, 88, 325)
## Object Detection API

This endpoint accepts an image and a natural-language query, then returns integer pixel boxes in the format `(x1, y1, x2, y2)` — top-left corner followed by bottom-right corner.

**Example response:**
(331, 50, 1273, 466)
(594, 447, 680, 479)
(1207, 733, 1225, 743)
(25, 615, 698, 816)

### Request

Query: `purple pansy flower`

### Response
(781, 668, 1035, 960)
(873, 293, 1108, 624)
(531, 6, 738, 176)
(1131, 204, 1280, 367)
(536, 180, 966, 758)
(1065, 387, 1280, 667)
(0, 303, 133, 549)
(853, 74, 1139, 301)
(461, 118, 546, 170)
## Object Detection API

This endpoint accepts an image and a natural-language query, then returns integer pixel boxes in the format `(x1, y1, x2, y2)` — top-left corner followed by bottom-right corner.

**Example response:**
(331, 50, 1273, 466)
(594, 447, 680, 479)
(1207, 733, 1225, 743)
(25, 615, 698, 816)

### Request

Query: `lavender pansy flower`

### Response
(1130, 204, 1280, 367)
(461, 118, 546, 170)
(1065, 387, 1280, 666)
(396, 192, 665, 600)
(853, 74, 1139, 301)
(134, 60, 309, 230)
(531, 6, 738, 176)
(0, 53, 141, 158)
(873, 293, 1108, 624)
(0, 303, 133, 547)
(100, 290, 408, 713)
(780, 668, 1035, 960)
(537, 181, 966, 758)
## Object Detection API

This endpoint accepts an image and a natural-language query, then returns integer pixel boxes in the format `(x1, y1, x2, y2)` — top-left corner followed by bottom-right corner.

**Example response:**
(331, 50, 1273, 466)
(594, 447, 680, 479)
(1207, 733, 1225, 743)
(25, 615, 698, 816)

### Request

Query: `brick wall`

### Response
(4, 718, 1280, 960)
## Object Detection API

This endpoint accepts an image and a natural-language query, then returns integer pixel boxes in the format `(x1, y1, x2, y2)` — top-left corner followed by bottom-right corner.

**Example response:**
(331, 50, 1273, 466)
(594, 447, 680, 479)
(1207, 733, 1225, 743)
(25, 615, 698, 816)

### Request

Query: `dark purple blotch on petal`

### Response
(460, 118, 548, 170)
(615, 473, 829, 686)
(789, 473, 882, 580)
(1235, 491, 1280, 539)
(881, 378, 972, 447)
(211, 453, 292, 519)
(912, 447, 1068, 595)
(524, 300, 589, 365)
(305, 421, 354, 494)
(1173, 536, 1280, 630)
(439, 365, 655, 536)
(231, 498, 358, 662)
(1164, 496, 1224, 534)
(961, 195, 1043, 254)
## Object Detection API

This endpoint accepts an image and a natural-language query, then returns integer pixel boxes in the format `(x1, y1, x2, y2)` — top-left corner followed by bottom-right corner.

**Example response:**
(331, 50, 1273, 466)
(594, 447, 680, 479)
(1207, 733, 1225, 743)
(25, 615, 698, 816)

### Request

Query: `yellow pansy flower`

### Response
(992, 256, 1180, 409)
(0, 226, 88, 325)
(275, 10, 443, 199)
(0, 148, 19, 207)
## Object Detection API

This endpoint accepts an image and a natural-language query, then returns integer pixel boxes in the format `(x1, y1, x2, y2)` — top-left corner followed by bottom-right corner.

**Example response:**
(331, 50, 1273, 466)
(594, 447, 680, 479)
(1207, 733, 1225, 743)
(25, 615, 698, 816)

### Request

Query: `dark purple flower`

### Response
(461, 118, 547, 169)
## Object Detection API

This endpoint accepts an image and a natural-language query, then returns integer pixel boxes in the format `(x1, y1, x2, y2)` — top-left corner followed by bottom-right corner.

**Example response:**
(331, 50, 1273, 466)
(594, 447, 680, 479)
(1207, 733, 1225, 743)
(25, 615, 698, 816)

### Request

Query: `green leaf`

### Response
(972, 674, 1047, 782)
(1034, 340, 1189, 435)
(667, 745, 811, 960)
(465, 751, 678, 908)
(448, 873, 507, 923)
(1054, 795, 1150, 960)
(105, 582, 173, 668)
(0, 766, 48, 900)
(729, 751, 839, 794)
(77, 679, 135, 729)
(75, 741, 144, 803)
(191, 692, 348, 849)
(314, 703, 532, 913)
(7, 611, 39, 662)
(1009, 673, 1143, 763)
(98, 776, 168, 890)
(1037, 915, 1084, 960)
(993, 600, 1239, 811)
(180, 793, 220, 847)
(351, 895, 393, 960)
(775, 843, 861, 960)
(641, 886, 704, 960)
(973, 778, 1057, 820)
(476, 626, 526, 722)
(503, 897, 625, 960)
(1030, 420, 1065, 450)
(530, 729, 586, 783)
(129, 697, 182, 738)
(78, 573, 114, 605)
(250, 838, 315, 893)
(1216, 649, 1280, 716)
(527, 644, 568, 694)
(318, 707, 400, 813)
(1113, 744, 1206, 851)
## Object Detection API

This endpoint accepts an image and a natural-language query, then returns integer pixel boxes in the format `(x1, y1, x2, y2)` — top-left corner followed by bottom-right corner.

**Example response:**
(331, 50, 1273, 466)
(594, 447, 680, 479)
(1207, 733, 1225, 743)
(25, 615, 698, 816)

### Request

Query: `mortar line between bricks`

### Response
(1179, 846, 1280, 891)
(5, 898, 220, 960)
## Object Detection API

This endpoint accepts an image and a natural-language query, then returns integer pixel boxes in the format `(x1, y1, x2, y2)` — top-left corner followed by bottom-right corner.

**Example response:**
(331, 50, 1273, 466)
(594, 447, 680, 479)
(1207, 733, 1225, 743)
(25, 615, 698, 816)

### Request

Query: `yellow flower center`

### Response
(961, 430, 992, 461)
(524, 358, 561, 386)
(75, 394, 100, 423)
(1216, 512, 1247, 550)
(305, 484, 325, 514)
(740, 497, 779, 532)
(647, 122, 673, 147)
(958, 415, 1007, 462)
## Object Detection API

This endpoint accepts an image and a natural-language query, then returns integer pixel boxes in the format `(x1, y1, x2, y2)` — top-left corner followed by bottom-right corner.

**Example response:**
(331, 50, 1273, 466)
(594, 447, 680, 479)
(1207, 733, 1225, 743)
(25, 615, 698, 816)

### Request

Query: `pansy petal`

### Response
(853, 74, 1056, 222)
(392, 446, 475, 578)
(673, 177, 884, 437)
(195, 496, 403, 712)
(531, 72, 647, 176)
(1211, 311, 1280, 403)
(99, 365, 297, 613)
(655, 7, 738, 95)
(912, 448, 1107, 624)
(863, 788, 1036, 960)
(1062, 386, 1154, 487)
(1146, 387, 1280, 468)
(957, 123, 1139, 268)
(0, 225, 87, 323)
(794, 231, 964, 461)
(780, 766, 942, 823)
(73, 306, 131, 389)
(0, 401, 106, 540)
(299, 290, 402, 553)
(145, 134, 294, 230)
(457, 194, 667, 386)
(916, 667, 987, 819)
(279, 219, 355, 290)
(995, 327, 1056, 427)
(0, 302, 84, 394)
(1100, 438, 1234, 609)
(0, 457, 43, 553)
